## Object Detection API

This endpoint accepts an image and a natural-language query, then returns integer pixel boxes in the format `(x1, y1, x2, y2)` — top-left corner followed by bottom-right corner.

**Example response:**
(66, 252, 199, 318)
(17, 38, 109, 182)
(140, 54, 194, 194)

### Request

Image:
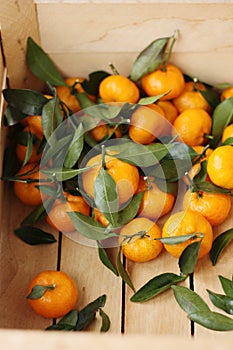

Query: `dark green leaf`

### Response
(130, 37, 169, 81)
(2, 88, 48, 115)
(67, 212, 116, 240)
(99, 308, 111, 332)
(64, 123, 84, 168)
(221, 136, 233, 145)
(210, 228, 233, 266)
(199, 88, 220, 110)
(116, 247, 136, 292)
(26, 37, 65, 86)
(72, 91, 96, 109)
(46, 309, 78, 330)
(46, 323, 76, 331)
(42, 97, 63, 141)
(21, 131, 33, 167)
(14, 226, 57, 245)
(75, 295, 106, 331)
(219, 275, 233, 298)
(179, 241, 201, 275)
(188, 310, 233, 331)
(171, 285, 210, 315)
(210, 97, 233, 148)
(4, 105, 27, 126)
(195, 180, 232, 195)
(97, 241, 118, 276)
(94, 167, 119, 226)
(207, 290, 233, 315)
(27, 284, 55, 299)
(21, 197, 55, 225)
(117, 192, 144, 226)
(131, 273, 186, 303)
(2, 146, 18, 177)
(81, 70, 110, 95)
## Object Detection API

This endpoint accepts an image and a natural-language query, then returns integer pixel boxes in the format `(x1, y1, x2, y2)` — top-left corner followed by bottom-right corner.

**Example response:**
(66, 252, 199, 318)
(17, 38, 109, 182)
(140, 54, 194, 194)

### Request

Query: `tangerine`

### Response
(221, 123, 233, 143)
(220, 86, 233, 101)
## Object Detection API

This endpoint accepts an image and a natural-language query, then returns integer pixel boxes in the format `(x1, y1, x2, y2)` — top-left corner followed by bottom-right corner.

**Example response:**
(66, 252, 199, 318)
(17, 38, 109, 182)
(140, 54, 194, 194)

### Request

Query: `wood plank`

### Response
(0, 186, 59, 329)
(36, 2, 233, 85)
(0, 0, 43, 89)
(60, 235, 122, 333)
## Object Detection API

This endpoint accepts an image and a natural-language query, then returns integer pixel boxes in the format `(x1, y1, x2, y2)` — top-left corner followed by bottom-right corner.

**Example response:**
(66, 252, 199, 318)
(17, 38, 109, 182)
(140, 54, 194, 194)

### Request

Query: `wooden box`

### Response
(0, 1, 232, 348)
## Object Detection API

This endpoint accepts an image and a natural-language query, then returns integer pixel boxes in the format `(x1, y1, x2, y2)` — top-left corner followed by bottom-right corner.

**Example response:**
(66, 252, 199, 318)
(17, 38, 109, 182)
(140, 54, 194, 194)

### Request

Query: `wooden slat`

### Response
(36, 2, 233, 85)
(0, 0, 43, 89)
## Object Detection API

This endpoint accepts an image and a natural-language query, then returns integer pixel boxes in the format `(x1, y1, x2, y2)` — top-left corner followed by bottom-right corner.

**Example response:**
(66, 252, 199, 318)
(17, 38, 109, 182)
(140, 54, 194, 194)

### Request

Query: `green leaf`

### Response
(27, 284, 55, 299)
(40, 134, 72, 166)
(14, 226, 57, 245)
(198, 88, 220, 110)
(4, 105, 27, 126)
(2, 88, 48, 115)
(41, 166, 92, 182)
(210, 228, 233, 266)
(194, 180, 232, 195)
(138, 92, 169, 105)
(63, 123, 84, 168)
(99, 308, 111, 332)
(222, 136, 233, 145)
(130, 37, 169, 81)
(67, 212, 116, 241)
(97, 241, 119, 276)
(116, 247, 136, 292)
(46, 310, 78, 331)
(26, 37, 66, 86)
(94, 167, 119, 226)
(171, 285, 210, 315)
(178, 241, 201, 275)
(2, 146, 18, 178)
(159, 233, 201, 245)
(188, 310, 233, 331)
(131, 273, 186, 303)
(21, 197, 54, 225)
(117, 192, 144, 226)
(75, 294, 106, 331)
(207, 290, 233, 315)
(21, 131, 33, 167)
(81, 70, 110, 95)
(42, 96, 64, 141)
(219, 275, 233, 298)
(210, 97, 233, 148)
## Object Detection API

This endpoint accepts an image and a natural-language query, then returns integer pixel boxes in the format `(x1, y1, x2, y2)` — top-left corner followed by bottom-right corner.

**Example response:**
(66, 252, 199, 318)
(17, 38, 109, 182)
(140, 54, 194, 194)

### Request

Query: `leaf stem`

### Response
(162, 30, 179, 71)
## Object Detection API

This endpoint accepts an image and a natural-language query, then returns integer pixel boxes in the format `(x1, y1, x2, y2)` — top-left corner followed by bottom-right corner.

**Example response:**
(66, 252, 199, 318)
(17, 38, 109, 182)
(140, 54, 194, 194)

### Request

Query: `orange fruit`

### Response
(136, 176, 175, 219)
(14, 163, 47, 206)
(128, 105, 167, 144)
(89, 123, 122, 142)
(27, 270, 78, 319)
(141, 64, 185, 100)
(172, 108, 212, 147)
(119, 217, 163, 262)
(56, 77, 96, 113)
(93, 208, 109, 227)
(21, 115, 44, 137)
(46, 192, 90, 233)
(207, 145, 233, 189)
(99, 75, 140, 103)
(182, 189, 231, 226)
(220, 86, 233, 101)
(221, 123, 233, 143)
(183, 146, 213, 185)
(157, 100, 178, 124)
(162, 210, 213, 259)
(82, 152, 140, 206)
(173, 81, 211, 113)
(16, 126, 43, 164)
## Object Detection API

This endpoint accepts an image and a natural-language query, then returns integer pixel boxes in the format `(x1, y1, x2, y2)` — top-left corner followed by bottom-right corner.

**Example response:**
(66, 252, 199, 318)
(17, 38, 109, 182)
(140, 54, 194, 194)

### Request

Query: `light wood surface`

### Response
(0, 0, 233, 346)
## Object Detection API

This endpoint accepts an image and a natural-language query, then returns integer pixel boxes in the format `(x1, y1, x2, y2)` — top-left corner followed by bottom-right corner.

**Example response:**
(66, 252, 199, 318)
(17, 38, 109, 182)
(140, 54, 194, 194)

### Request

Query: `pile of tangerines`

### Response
(3, 35, 233, 321)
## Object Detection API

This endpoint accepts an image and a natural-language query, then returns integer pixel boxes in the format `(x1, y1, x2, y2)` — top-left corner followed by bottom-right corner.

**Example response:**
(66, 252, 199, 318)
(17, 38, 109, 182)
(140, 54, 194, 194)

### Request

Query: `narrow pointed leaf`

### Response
(22, 131, 33, 167)
(94, 168, 118, 226)
(75, 295, 106, 331)
(219, 275, 233, 298)
(2, 88, 48, 115)
(188, 310, 233, 331)
(117, 192, 144, 226)
(210, 228, 233, 266)
(199, 88, 219, 110)
(179, 241, 201, 275)
(138, 92, 169, 105)
(210, 97, 233, 148)
(26, 37, 66, 86)
(99, 308, 111, 332)
(97, 241, 118, 276)
(130, 37, 169, 81)
(171, 285, 210, 315)
(41, 166, 92, 182)
(207, 290, 233, 315)
(131, 273, 186, 303)
(27, 284, 55, 299)
(42, 97, 63, 141)
(46, 310, 78, 331)
(4, 105, 27, 126)
(64, 123, 84, 168)
(116, 247, 136, 292)
(14, 226, 57, 245)
(67, 212, 116, 240)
